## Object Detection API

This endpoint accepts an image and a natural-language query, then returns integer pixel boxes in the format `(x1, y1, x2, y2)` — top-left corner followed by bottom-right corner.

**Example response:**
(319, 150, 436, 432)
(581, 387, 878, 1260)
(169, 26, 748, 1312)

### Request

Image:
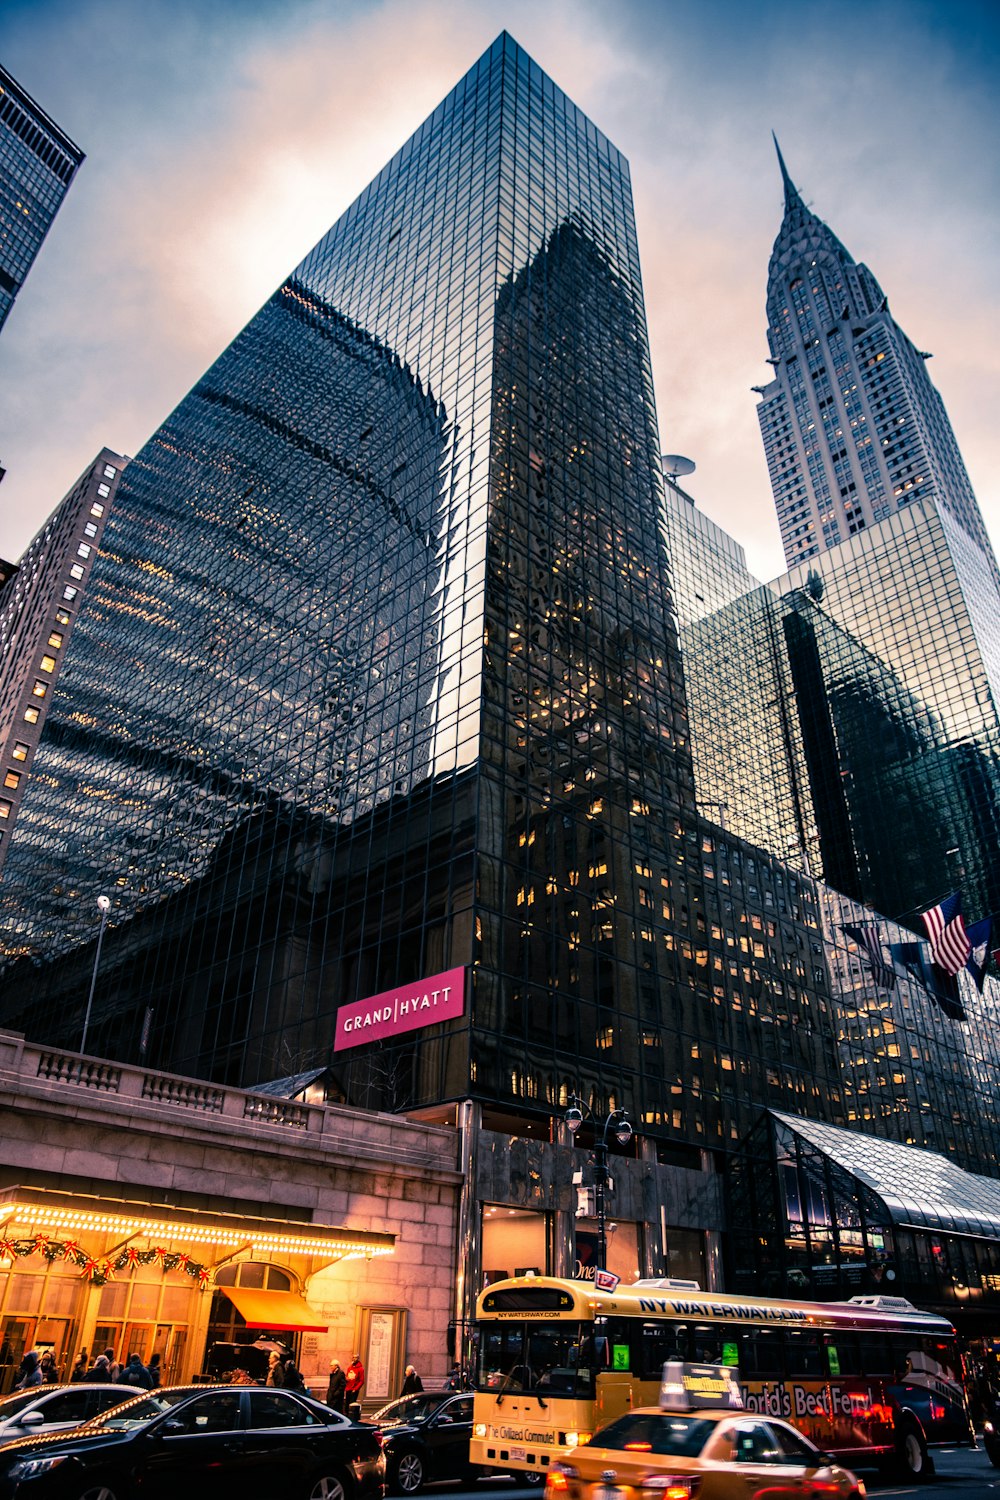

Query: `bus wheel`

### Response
(522, 1471, 545, 1487)
(896, 1423, 934, 1481)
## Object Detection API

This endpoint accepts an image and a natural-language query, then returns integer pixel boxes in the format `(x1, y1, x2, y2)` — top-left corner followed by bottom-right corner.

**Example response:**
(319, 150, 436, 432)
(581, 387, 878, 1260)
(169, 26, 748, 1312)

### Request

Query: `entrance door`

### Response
(123, 1321, 155, 1364)
(0, 1318, 35, 1394)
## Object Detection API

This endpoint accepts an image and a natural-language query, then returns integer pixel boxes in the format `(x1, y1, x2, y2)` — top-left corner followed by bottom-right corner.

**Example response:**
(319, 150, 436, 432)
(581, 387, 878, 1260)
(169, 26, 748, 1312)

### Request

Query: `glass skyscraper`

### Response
(0, 35, 853, 1159)
(0, 63, 84, 332)
(756, 141, 997, 581)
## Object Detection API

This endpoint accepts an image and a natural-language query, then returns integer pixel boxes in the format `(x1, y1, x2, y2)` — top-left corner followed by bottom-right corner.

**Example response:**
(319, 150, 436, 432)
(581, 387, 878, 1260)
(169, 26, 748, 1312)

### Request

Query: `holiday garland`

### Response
(0, 1234, 211, 1290)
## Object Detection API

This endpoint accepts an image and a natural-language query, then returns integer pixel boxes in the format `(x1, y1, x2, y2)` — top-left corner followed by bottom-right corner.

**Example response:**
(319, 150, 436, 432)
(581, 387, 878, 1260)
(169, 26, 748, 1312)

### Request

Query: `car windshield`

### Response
(592, 1413, 717, 1456)
(81, 1389, 205, 1432)
(373, 1395, 445, 1425)
(476, 1321, 596, 1397)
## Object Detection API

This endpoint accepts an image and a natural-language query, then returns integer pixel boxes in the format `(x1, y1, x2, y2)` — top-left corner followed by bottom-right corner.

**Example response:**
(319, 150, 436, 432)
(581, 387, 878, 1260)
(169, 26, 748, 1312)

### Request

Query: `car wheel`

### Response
(77, 1482, 125, 1500)
(896, 1423, 934, 1481)
(308, 1473, 348, 1500)
(392, 1450, 426, 1494)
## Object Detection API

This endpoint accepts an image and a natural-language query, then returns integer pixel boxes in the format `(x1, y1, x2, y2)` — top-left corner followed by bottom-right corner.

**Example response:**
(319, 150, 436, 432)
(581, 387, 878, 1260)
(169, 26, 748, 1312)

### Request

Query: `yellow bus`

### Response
(470, 1274, 970, 1483)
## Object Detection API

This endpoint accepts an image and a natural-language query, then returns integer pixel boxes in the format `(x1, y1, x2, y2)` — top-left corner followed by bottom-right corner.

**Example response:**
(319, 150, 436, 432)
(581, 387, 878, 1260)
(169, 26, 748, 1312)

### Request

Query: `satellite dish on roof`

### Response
(662, 454, 696, 480)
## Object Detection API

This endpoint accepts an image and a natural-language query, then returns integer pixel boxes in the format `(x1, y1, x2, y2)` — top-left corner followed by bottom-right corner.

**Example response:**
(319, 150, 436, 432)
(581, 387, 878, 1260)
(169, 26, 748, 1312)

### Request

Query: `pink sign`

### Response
(334, 966, 466, 1053)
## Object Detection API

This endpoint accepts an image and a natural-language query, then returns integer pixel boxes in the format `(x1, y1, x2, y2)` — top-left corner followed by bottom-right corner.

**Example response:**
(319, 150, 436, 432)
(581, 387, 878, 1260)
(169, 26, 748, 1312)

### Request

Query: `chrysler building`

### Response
(755, 139, 995, 575)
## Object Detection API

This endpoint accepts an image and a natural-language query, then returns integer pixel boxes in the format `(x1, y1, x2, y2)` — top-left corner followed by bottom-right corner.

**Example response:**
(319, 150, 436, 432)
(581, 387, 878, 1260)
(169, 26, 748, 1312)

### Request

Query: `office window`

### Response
(11, 744, 28, 762)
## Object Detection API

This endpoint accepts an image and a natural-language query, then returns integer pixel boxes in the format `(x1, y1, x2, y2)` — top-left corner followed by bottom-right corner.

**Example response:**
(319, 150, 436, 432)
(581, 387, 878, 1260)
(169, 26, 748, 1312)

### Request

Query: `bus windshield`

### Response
(476, 1320, 597, 1398)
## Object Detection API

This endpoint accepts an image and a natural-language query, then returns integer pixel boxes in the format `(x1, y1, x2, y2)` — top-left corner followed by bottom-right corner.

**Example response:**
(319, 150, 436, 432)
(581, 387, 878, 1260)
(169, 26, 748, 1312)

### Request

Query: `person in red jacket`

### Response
(344, 1354, 365, 1408)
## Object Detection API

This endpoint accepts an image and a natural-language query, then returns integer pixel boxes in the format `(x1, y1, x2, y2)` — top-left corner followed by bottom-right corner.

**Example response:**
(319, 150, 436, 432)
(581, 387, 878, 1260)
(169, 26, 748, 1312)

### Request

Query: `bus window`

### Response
(741, 1328, 783, 1377)
(823, 1333, 861, 1377)
(692, 1324, 724, 1364)
(860, 1335, 895, 1378)
(638, 1321, 688, 1378)
(784, 1330, 823, 1378)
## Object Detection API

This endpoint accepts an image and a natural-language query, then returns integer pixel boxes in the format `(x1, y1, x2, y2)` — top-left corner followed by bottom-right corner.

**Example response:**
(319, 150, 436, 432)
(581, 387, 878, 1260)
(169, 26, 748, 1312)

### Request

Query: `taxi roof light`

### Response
(659, 1360, 743, 1412)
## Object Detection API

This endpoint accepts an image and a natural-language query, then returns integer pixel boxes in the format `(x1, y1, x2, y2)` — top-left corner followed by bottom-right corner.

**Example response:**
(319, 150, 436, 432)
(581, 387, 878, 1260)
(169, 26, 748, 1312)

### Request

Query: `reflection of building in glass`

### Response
(756, 141, 997, 580)
(0, 277, 449, 1076)
(0, 63, 84, 332)
(666, 483, 1000, 926)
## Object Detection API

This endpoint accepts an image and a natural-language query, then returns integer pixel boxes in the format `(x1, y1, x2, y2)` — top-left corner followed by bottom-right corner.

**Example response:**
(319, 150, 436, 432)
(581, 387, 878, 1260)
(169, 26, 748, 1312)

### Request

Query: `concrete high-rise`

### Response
(756, 140, 996, 578)
(0, 63, 84, 333)
(0, 450, 125, 872)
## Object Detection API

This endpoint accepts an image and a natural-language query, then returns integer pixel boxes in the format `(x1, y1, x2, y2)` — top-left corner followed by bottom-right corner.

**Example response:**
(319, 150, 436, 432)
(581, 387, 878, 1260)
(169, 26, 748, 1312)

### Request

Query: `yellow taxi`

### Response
(544, 1364, 865, 1500)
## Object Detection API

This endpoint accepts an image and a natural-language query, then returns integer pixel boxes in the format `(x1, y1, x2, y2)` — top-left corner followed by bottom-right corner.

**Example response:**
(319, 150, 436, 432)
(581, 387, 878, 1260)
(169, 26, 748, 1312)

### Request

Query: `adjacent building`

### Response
(0, 63, 84, 333)
(755, 140, 997, 582)
(0, 450, 124, 875)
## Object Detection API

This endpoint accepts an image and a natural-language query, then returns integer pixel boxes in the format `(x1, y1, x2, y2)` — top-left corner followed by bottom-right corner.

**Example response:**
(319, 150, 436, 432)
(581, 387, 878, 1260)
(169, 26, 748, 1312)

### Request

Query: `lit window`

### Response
(0, 801, 11, 819)
(11, 744, 28, 762)
(63, 586, 78, 601)
(69, 564, 85, 580)
(23, 706, 40, 724)
(32, 680, 47, 699)
(102, 465, 116, 479)
(90, 503, 104, 518)
(56, 608, 71, 626)
(3, 771, 20, 790)
(97, 483, 111, 497)
(77, 543, 92, 558)
(40, 655, 57, 673)
(84, 523, 98, 538)
(47, 632, 63, 650)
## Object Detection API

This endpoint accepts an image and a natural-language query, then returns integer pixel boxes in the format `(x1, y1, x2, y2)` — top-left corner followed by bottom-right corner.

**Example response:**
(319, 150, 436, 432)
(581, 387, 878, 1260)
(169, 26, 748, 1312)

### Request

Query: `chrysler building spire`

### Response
(755, 144, 995, 574)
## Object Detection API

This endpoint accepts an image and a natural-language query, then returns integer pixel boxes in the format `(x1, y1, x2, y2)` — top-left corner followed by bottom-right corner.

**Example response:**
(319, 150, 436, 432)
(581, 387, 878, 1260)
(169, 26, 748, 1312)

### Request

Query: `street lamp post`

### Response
(80, 895, 111, 1056)
(564, 1094, 633, 1273)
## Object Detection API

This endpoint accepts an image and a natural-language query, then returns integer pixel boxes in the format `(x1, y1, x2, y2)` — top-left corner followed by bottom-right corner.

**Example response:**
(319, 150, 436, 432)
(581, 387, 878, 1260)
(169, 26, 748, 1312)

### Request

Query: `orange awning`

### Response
(220, 1287, 328, 1332)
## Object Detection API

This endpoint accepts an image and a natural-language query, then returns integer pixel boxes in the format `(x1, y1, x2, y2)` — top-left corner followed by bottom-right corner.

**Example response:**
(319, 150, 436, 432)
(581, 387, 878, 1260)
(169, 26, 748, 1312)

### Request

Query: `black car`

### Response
(373, 1391, 475, 1494)
(0, 1384, 385, 1500)
(0, 1386, 148, 1449)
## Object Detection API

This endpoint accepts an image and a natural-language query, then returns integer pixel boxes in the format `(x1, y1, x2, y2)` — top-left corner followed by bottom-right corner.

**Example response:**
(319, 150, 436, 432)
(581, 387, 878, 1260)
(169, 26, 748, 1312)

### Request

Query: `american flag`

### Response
(841, 922, 896, 990)
(920, 891, 971, 976)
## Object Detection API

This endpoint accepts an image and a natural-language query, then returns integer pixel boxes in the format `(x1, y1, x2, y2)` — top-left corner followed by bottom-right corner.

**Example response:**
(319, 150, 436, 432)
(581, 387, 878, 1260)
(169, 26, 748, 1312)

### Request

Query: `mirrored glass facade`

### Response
(667, 488, 1000, 928)
(0, 63, 84, 331)
(0, 36, 851, 1153)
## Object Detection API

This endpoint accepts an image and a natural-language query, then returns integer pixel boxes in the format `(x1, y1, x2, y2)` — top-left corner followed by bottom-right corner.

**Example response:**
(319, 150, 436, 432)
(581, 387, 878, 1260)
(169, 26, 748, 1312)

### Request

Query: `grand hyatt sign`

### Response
(333, 967, 466, 1053)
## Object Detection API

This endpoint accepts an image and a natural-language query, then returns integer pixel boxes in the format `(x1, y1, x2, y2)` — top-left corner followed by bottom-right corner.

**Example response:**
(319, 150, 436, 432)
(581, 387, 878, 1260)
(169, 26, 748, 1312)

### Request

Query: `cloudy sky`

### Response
(2, 0, 998, 580)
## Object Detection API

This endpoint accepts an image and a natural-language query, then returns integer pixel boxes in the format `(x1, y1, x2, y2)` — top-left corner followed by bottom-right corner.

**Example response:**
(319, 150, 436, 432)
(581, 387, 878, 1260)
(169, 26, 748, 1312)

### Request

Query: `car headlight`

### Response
(9, 1454, 71, 1480)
